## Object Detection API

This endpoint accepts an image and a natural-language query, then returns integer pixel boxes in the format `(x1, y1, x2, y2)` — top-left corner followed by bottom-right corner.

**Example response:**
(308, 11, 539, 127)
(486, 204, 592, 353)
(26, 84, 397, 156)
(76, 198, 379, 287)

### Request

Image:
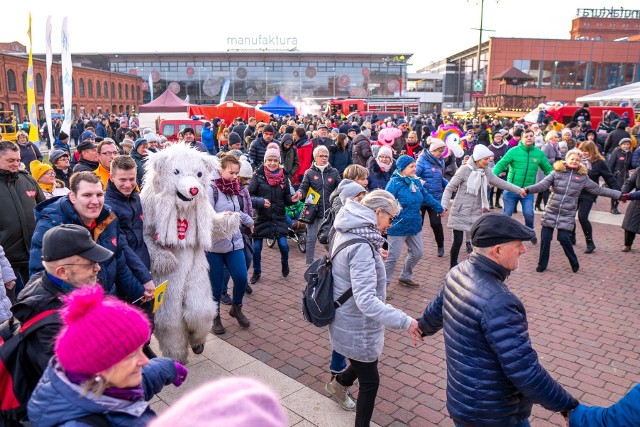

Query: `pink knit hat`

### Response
(264, 148, 281, 162)
(149, 377, 287, 427)
(54, 286, 150, 375)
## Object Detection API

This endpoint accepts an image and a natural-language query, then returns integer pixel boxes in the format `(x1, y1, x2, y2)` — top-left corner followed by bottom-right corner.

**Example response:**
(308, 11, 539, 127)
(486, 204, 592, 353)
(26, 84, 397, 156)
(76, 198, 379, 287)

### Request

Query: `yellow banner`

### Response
(305, 187, 320, 205)
(26, 13, 39, 142)
(153, 280, 168, 313)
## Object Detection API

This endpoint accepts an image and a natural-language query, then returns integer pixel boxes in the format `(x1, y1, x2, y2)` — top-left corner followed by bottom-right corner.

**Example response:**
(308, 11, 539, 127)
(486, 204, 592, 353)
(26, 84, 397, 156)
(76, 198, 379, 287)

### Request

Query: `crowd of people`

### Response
(0, 106, 638, 426)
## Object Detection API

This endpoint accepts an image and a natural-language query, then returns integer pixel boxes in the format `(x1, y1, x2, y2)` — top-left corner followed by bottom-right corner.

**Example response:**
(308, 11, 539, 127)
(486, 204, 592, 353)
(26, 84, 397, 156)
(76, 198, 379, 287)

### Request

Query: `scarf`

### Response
(465, 163, 489, 210)
(348, 225, 386, 249)
(264, 167, 284, 186)
(65, 370, 145, 402)
(214, 177, 240, 195)
(38, 181, 54, 194)
(314, 162, 328, 172)
(405, 143, 419, 159)
(581, 158, 592, 171)
(376, 159, 392, 172)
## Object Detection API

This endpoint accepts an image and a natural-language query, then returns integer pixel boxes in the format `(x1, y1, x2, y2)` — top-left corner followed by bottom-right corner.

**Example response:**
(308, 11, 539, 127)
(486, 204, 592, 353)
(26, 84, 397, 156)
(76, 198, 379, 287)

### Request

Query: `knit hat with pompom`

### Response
(54, 286, 150, 375)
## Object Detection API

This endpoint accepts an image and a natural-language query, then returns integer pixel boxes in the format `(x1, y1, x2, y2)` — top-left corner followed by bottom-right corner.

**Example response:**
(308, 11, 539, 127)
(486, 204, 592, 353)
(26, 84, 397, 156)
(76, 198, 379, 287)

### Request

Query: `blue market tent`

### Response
(260, 95, 296, 116)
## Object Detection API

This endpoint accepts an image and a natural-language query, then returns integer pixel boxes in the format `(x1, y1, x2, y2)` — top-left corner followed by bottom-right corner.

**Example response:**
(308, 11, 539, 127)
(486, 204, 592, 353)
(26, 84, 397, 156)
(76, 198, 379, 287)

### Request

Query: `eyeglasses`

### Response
(383, 210, 396, 222)
(43, 171, 56, 176)
(100, 151, 119, 156)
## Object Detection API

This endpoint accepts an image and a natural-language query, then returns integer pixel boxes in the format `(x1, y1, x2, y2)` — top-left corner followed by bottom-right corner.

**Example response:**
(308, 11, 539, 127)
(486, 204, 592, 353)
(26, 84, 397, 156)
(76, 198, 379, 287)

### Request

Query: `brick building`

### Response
(0, 42, 143, 121)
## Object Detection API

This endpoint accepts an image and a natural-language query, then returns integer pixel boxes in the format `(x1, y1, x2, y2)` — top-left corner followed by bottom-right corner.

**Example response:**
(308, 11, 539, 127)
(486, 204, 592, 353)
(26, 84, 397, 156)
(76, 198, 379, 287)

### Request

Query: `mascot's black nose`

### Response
(189, 187, 199, 196)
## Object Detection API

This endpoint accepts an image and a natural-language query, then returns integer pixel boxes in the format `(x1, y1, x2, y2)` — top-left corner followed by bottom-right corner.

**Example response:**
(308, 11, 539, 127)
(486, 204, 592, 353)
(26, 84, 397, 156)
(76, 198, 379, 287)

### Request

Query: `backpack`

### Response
(302, 238, 375, 327)
(316, 208, 335, 245)
(0, 310, 59, 424)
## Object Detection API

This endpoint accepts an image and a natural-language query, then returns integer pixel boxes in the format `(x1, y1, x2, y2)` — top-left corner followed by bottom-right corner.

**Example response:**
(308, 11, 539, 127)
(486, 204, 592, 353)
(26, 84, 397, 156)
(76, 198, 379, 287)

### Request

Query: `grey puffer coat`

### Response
(329, 200, 412, 363)
(527, 161, 621, 231)
(441, 158, 522, 232)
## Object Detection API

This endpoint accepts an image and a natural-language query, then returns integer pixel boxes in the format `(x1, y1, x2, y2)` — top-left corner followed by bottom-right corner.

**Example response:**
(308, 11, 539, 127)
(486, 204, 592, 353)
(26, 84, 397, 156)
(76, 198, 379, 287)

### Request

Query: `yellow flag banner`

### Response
(26, 13, 39, 142)
(305, 187, 320, 205)
(153, 281, 168, 313)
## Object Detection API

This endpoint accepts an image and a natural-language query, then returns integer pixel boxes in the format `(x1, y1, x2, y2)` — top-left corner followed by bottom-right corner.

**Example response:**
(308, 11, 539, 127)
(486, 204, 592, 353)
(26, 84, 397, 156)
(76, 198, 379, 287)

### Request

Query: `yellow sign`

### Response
(153, 281, 167, 313)
(305, 187, 320, 205)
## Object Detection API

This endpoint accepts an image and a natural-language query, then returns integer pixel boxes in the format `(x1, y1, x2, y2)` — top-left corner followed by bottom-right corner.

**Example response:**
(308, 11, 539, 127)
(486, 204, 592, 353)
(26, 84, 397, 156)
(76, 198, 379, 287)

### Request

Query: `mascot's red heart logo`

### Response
(111, 237, 117, 247)
(328, 177, 333, 182)
(26, 190, 36, 197)
(139, 214, 144, 220)
(177, 218, 189, 240)
(533, 158, 537, 163)
(431, 168, 436, 172)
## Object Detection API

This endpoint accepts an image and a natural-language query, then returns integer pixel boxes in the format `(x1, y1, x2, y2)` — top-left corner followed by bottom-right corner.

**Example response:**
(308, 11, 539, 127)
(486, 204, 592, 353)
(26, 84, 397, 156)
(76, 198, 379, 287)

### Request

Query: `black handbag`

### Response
(298, 202, 319, 224)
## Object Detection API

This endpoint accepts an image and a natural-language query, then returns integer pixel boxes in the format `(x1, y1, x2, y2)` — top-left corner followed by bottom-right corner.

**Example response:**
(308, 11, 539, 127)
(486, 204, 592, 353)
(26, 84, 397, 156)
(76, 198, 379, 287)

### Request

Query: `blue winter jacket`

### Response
(385, 171, 442, 236)
(28, 357, 177, 427)
(415, 150, 448, 202)
(418, 254, 578, 426)
(570, 383, 640, 426)
(104, 181, 153, 284)
(29, 196, 145, 301)
(201, 127, 215, 152)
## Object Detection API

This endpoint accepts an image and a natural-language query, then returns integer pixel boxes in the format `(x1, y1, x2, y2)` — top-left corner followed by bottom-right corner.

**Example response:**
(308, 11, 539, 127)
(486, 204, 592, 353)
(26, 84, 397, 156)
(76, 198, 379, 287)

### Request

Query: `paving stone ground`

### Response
(214, 197, 640, 426)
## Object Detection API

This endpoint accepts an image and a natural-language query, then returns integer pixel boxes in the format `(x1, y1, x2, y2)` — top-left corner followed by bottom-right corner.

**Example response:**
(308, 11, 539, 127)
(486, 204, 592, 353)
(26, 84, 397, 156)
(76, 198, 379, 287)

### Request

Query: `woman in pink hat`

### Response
(27, 286, 188, 427)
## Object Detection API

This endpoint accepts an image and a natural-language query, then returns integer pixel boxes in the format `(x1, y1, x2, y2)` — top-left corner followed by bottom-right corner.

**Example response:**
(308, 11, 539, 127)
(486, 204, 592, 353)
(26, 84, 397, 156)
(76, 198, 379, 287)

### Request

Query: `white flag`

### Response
(220, 79, 231, 103)
(148, 73, 154, 101)
(60, 17, 73, 135)
(44, 16, 53, 144)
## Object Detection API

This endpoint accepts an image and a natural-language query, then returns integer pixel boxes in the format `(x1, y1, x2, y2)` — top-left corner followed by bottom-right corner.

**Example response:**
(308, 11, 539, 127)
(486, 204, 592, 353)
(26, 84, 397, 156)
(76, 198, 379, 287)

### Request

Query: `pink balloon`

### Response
(377, 127, 402, 146)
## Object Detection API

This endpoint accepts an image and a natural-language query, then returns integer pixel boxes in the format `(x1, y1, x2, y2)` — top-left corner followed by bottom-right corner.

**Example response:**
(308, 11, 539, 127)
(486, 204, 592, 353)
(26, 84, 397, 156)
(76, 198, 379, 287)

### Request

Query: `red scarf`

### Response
(264, 167, 284, 186)
(214, 177, 240, 195)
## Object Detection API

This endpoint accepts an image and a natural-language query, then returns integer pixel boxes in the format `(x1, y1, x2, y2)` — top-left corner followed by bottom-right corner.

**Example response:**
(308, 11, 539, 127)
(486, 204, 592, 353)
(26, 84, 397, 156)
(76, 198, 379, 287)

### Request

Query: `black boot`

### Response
(585, 238, 596, 254)
(229, 304, 250, 328)
(212, 315, 225, 335)
(282, 262, 290, 277)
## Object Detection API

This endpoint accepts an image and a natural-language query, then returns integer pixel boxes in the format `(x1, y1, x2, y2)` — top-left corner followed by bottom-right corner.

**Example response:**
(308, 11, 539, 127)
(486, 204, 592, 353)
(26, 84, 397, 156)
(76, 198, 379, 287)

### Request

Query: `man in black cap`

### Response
(12, 224, 114, 385)
(182, 127, 208, 153)
(72, 139, 100, 173)
(311, 124, 332, 149)
(249, 124, 276, 168)
(572, 103, 590, 124)
(414, 214, 579, 426)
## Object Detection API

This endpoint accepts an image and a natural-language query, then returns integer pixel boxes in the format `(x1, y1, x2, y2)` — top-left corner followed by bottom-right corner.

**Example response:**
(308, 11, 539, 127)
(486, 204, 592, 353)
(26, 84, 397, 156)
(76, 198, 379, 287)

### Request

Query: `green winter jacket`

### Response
(493, 142, 553, 188)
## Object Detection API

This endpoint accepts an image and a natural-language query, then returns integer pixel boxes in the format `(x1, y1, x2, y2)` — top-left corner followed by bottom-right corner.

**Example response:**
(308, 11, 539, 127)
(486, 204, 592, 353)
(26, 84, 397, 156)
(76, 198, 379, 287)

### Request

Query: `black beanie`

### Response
(228, 132, 242, 145)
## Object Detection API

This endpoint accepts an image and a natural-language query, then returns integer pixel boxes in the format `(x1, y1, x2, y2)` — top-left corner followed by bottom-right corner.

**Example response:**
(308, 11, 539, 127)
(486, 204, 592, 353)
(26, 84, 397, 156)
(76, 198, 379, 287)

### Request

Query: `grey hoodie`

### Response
(329, 200, 412, 362)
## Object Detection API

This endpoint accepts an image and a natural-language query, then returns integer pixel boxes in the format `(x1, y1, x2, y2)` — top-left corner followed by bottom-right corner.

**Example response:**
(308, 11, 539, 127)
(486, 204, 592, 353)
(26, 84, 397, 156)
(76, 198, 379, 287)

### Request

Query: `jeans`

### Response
(329, 350, 347, 374)
(222, 243, 253, 294)
(502, 191, 535, 230)
(305, 218, 320, 265)
(384, 233, 423, 286)
(455, 420, 530, 427)
(421, 206, 444, 248)
(206, 249, 248, 306)
(253, 237, 288, 274)
(538, 226, 579, 270)
(336, 359, 379, 427)
(450, 229, 465, 268)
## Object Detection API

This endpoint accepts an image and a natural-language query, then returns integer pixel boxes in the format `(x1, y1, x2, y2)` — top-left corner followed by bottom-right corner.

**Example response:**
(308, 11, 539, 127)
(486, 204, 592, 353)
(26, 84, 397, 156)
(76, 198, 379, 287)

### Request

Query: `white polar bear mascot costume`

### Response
(141, 143, 239, 363)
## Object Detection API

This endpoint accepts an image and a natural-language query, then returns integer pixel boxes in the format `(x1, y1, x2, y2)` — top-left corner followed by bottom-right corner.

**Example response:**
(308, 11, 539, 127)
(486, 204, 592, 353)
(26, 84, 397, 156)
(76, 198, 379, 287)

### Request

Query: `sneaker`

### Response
(326, 378, 356, 411)
(398, 278, 420, 288)
(250, 272, 261, 284)
(245, 285, 253, 295)
(220, 293, 232, 305)
(465, 242, 472, 253)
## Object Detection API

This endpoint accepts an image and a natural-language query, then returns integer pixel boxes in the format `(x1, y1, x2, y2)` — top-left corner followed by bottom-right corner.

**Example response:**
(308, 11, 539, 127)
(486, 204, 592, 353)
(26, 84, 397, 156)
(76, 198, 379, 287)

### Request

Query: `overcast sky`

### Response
(4, 0, 640, 71)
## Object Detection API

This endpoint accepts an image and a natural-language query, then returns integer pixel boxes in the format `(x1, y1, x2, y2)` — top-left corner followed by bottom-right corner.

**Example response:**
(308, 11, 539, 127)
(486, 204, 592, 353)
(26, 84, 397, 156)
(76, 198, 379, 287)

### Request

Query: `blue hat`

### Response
(81, 131, 96, 142)
(397, 119, 407, 125)
(396, 155, 415, 173)
(134, 138, 148, 150)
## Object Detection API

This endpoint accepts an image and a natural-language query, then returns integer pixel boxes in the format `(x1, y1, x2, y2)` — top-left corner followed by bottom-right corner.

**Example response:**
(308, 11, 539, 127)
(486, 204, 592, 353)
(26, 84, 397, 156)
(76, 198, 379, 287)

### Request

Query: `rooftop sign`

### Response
(226, 35, 298, 51)
(576, 7, 640, 18)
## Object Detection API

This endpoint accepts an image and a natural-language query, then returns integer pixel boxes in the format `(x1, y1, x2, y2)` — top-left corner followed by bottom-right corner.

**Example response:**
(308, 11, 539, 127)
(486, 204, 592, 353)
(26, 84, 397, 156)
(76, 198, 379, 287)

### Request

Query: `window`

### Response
(125, 84, 129, 99)
(35, 74, 44, 94)
(79, 78, 85, 97)
(131, 85, 135, 100)
(104, 82, 108, 99)
(111, 83, 115, 99)
(51, 77, 55, 94)
(118, 83, 122, 99)
(88, 80, 93, 97)
(96, 80, 101, 97)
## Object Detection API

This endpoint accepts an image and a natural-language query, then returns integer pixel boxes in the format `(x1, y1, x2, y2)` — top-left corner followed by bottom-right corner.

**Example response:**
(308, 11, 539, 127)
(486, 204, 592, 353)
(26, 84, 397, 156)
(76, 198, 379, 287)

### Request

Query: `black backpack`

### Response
(317, 208, 335, 245)
(302, 238, 375, 327)
(0, 310, 59, 425)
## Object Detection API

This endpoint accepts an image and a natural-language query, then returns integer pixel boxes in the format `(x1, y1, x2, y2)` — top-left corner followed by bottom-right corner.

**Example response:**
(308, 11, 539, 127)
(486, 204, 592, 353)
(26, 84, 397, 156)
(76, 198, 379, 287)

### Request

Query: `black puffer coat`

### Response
(622, 167, 640, 233)
(249, 167, 294, 239)
(297, 164, 341, 220)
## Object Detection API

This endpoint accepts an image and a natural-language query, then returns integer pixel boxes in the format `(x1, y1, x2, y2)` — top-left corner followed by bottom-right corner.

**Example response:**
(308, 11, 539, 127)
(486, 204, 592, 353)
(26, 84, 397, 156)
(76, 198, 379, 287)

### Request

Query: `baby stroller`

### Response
(267, 201, 307, 253)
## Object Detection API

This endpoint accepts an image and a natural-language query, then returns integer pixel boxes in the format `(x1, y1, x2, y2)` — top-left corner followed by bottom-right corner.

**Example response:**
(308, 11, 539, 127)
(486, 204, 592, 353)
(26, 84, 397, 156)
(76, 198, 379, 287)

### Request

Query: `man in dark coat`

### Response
(572, 103, 591, 123)
(72, 140, 100, 173)
(0, 141, 46, 298)
(12, 224, 114, 387)
(311, 124, 333, 149)
(415, 214, 579, 426)
(604, 120, 631, 158)
(249, 124, 276, 168)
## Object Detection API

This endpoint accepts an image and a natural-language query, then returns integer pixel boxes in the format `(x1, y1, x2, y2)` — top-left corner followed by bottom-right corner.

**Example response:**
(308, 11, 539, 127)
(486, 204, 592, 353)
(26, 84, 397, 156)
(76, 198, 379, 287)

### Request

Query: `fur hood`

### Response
(553, 160, 588, 175)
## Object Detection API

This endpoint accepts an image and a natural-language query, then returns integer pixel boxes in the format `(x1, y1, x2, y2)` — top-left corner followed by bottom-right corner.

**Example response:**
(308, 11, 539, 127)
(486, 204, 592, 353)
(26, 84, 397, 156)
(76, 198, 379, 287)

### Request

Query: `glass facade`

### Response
(514, 59, 640, 90)
(110, 58, 407, 105)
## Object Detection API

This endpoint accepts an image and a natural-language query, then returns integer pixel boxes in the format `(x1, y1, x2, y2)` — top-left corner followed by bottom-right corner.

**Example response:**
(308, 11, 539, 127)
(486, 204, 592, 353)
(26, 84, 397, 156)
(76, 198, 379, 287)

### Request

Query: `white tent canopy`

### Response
(576, 81, 640, 110)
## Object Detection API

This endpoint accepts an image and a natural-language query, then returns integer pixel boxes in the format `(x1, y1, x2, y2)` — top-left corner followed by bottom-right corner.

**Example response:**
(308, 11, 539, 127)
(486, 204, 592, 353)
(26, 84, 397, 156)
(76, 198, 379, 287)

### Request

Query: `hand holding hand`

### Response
(291, 192, 301, 203)
(407, 319, 424, 347)
(172, 361, 189, 387)
(519, 188, 528, 198)
(264, 199, 271, 208)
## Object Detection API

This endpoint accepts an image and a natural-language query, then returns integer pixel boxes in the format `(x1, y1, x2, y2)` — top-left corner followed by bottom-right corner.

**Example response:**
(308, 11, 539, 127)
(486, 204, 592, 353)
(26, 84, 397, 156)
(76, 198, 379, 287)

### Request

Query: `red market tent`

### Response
(188, 101, 271, 124)
(138, 89, 191, 113)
